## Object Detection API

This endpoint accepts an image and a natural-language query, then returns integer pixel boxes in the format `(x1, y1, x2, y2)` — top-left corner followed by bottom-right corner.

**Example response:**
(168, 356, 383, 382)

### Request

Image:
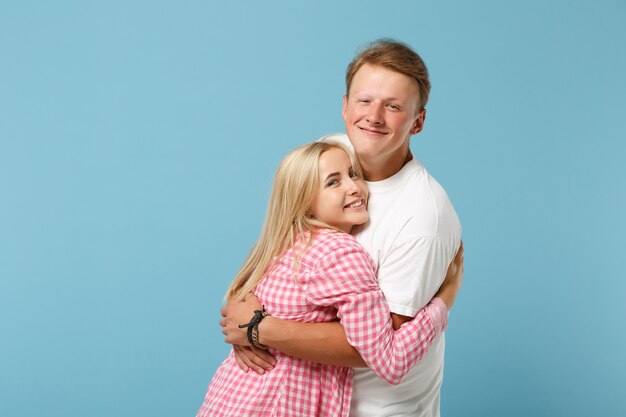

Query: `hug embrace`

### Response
(198, 40, 463, 417)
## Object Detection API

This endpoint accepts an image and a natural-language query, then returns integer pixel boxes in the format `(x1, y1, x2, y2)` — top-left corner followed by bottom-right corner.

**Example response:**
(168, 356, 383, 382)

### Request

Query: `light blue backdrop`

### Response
(1, 1, 625, 416)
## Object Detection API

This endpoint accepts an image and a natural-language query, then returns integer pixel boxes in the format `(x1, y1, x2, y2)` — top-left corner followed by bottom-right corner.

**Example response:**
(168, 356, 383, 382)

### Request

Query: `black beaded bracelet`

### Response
(238, 306, 270, 349)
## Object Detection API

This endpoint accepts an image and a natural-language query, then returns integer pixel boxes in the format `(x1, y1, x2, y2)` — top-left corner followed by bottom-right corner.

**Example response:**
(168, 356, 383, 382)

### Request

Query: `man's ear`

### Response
(342, 95, 348, 121)
(410, 109, 426, 135)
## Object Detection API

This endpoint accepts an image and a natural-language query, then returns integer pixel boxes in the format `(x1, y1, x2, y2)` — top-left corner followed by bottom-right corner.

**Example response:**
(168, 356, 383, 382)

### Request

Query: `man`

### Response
(221, 39, 462, 417)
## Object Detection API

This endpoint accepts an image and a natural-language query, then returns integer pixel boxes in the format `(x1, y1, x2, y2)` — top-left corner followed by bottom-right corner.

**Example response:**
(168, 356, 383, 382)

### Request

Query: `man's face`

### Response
(342, 64, 425, 178)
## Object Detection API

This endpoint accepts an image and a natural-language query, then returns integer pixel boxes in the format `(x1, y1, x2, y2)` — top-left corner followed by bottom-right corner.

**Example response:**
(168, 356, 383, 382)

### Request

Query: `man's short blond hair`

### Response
(345, 39, 431, 111)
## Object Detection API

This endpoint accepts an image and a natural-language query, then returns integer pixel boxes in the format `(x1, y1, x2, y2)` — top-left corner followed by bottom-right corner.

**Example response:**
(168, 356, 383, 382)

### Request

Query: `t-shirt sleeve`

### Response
(302, 239, 447, 384)
(377, 236, 454, 316)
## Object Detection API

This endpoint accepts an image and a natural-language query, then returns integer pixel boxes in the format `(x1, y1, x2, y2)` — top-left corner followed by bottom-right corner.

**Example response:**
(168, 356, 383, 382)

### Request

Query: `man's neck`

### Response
(360, 151, 413, 182)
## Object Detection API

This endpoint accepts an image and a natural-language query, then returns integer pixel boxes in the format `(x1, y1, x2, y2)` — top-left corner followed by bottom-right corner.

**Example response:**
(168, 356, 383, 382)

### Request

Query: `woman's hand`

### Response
(232, 345, 277, 375)
(434, 241, 464, 310)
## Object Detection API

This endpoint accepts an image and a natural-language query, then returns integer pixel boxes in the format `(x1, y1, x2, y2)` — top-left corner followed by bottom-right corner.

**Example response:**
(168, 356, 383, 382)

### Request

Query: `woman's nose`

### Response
(345, 178, 361, 194)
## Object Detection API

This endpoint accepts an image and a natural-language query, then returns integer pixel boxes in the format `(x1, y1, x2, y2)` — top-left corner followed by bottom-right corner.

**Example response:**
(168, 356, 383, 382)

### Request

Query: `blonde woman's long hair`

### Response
(226, 140, 363, 302)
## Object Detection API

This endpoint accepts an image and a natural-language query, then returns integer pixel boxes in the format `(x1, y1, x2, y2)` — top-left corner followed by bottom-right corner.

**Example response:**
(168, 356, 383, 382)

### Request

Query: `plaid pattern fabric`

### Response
(197, 229, 446, 417)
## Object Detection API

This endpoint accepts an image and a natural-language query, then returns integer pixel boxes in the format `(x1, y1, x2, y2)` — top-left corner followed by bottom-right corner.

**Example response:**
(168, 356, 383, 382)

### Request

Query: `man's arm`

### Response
(221, 295, 367, 368)
(225, 309, 408, 374)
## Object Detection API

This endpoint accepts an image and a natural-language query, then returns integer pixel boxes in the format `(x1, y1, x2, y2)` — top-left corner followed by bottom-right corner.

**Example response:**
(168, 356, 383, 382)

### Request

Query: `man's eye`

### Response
(387, 104, 400, 110)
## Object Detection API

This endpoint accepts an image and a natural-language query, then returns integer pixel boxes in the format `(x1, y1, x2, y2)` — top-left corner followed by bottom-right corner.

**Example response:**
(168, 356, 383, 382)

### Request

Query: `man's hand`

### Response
(220, 294, 277, 373)
(220, 294, 263, 346)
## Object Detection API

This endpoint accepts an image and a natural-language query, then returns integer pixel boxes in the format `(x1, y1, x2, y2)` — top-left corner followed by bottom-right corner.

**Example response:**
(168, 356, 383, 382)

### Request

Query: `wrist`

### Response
(238, 306, 270, 350)
(257, 316, 279, 347)
(427, 297, 449, 333)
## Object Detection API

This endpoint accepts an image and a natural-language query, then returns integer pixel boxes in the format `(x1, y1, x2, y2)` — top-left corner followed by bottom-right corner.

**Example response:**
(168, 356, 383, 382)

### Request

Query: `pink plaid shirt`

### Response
(197, 229, 447, 417)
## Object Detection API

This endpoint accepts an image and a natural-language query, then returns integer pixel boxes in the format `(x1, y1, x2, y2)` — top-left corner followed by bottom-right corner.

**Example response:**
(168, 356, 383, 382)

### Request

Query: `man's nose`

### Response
(366, 102, 384, 125)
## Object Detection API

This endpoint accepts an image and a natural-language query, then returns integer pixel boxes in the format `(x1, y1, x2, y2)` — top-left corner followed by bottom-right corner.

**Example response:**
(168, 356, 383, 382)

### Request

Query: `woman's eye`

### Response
(349, 170, 359, 179)
(327, 179, 339, 186)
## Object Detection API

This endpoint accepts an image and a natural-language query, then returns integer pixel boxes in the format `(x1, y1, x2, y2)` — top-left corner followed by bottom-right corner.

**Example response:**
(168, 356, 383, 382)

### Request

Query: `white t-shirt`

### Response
(324, 134, 462, 417)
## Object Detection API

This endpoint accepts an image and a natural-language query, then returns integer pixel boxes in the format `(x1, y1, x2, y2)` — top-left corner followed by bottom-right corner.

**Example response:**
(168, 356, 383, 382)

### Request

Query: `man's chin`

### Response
(351, 144, 381, 161)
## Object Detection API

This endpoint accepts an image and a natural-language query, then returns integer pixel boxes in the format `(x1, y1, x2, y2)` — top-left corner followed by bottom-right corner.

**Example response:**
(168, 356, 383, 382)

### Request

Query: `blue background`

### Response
(1, 1, 625, 416)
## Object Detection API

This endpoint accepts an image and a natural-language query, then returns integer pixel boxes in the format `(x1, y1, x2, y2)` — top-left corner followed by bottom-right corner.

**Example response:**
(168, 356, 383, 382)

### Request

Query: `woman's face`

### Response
(309, 148, 369, 233)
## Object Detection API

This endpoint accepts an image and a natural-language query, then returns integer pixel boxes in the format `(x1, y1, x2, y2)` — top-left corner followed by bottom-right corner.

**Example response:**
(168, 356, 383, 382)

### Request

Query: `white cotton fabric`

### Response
(323, 134, 462, 417)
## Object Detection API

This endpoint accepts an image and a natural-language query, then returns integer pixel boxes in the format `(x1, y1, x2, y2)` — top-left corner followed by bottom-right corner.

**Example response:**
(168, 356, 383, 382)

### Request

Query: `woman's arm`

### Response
(388, 241, 463, 329)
